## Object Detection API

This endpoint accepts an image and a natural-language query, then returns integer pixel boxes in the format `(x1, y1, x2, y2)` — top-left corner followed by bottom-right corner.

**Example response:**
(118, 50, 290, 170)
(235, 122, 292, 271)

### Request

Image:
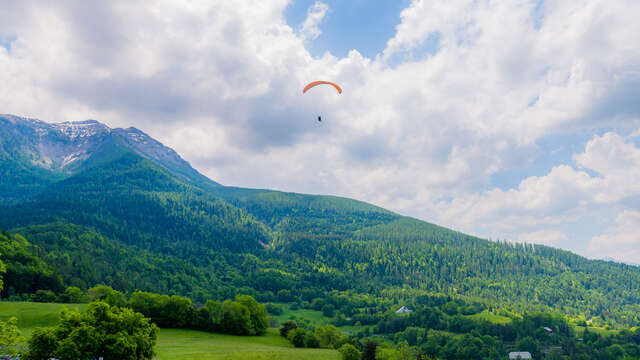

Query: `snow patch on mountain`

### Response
(52, 120, 111, 139)
(1, 114, 219, 187)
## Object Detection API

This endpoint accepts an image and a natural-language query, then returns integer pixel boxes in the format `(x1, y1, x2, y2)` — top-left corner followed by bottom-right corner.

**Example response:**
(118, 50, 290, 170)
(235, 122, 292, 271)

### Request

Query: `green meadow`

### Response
(0, 301, 340, 360)
(156, 328, 338, 360)
(0, 301, 87, 338)
(272, 303, 327, 325)
(467, 311, 513, 325)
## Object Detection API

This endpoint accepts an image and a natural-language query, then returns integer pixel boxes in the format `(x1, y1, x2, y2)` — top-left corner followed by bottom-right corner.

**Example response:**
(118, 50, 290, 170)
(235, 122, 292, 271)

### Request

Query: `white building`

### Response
(395, 306, 412, 314)
(509, 351, 532, 359)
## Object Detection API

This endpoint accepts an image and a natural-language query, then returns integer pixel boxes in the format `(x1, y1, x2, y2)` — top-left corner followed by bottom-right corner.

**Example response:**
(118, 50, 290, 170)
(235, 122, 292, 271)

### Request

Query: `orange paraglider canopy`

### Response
(302, 81, 342, 94)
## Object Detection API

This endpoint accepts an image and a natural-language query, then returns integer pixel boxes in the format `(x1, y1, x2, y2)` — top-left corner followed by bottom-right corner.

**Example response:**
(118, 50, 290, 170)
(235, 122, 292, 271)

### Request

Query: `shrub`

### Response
(288, 328, 307, 348)
(23, 302, 157, 360)
(304, 331, 320, 348)
(30, 290, 56, 303)
(57, 286, 88, 303)
(280, 321, 297, 337)
(339, 343, 361, 360)
(315, 324, 342, 348)
(266, 303, 284, 315)
(322, 304, 336, 317)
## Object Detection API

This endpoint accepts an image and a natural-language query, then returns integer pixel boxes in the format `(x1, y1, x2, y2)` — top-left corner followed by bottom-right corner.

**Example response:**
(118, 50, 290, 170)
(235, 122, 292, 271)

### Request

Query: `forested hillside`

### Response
(2, 115, 640, 329)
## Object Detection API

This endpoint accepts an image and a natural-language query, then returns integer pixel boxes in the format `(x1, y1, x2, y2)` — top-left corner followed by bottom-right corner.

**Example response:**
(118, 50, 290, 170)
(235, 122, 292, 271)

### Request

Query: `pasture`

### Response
(0, 301, 340, 360)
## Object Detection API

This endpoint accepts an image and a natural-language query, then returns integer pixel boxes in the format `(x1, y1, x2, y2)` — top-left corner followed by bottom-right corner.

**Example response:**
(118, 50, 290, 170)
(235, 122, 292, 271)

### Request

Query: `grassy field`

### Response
(467, 311, 513, 324)
(272, 304, 327, 326)
(573, 325, 619, 337)
(0, 301, 87, 337)
(156, 328, 339, 360)
(269, 303, 367, 335)
(0, 301, 340, 360)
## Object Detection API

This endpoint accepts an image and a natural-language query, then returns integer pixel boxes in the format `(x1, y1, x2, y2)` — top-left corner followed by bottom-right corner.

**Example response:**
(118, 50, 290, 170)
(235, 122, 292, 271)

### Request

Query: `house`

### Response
(395, 306, 412, 314)
(509, 351, 532, 359)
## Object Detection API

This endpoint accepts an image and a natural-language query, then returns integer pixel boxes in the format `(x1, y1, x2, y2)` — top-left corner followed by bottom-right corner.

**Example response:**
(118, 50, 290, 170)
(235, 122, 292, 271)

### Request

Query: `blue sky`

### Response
(0, 35, 17, 52)
(2, 0, 640, 262)
(285, 0, 411, 58)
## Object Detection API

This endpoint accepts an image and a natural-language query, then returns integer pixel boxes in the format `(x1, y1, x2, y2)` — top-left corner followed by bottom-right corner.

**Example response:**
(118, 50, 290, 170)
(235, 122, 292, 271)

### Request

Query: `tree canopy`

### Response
(23, 302, 157, 360)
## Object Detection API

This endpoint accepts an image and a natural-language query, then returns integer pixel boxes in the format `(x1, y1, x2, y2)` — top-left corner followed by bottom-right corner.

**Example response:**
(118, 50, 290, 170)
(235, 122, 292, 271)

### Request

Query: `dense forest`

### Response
(3, 115, 640, 358)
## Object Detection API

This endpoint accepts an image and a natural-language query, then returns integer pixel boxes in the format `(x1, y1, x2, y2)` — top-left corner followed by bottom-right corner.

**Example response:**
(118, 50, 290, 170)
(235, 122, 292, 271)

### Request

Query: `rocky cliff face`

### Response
(0, 114, 218, 187)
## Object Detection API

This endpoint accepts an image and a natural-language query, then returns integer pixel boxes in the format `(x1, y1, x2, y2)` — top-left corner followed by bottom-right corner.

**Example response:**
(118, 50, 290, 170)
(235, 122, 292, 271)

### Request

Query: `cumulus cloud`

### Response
(518, 229, 568, 246)
(300, 2, 329, 41)
(435, 131, 640, 261)
(1, 0, 640, 261)
(590, 211, 640, 263)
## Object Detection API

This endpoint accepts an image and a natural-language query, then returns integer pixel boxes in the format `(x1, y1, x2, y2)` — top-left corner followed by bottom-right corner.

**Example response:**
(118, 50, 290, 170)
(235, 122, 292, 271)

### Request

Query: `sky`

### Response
(1, 0, 640, 262)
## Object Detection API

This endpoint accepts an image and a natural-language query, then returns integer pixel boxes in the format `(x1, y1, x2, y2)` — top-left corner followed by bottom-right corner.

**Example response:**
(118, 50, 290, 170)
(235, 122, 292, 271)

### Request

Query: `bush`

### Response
(315, 324, 342, 348)
(288, 328, 307, 348)
(23, 302, 157, 360)
(220, 300, 252, 335)
(339, 343, 361, 360)
(236, 295, 268, 335)
(280, 321, 297, 337)
(322, 304, 336, 317)
(88, 285, 126, 307)
(30, 289, 57, 303)
(57, 286, 88, 303)
(266, 303, 284, 315)
(0, 317, 24, 356)
(23, 327, 57, 360)
(304, 331, 320, 348)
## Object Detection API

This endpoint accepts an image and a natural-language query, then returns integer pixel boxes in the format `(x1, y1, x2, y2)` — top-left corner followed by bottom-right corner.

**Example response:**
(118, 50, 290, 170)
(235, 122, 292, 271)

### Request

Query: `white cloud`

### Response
(434, 130, 640, 261)
(518, 229, 568, 246)
(589, 210, 640, 263)
(575, 132, 640, 203)
(300, 2, 328, 41)
(1, 0, 640, 261)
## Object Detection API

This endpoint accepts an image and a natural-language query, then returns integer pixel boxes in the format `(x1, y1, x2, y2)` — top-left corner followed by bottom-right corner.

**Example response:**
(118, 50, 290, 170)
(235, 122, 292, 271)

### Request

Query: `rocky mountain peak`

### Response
(52, 119, 112, 140)
(0, 114, 218, 188)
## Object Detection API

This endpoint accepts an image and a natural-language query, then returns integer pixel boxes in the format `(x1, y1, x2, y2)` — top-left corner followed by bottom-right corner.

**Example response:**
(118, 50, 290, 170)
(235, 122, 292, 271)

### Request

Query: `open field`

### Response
(467, 311, 513, 324)
(0, 301, 340, 360)
(270, 303, 370, 335)
(0, 301, 87, 337)
(156, 328, 339, 360)
(573, 325, 619, 337)
(271, 303, 328, 326)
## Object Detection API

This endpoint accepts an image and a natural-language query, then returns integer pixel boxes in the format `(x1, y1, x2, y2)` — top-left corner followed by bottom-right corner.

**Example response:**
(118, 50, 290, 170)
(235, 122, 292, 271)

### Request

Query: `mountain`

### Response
(0, 114, 218, 202)
(2, 114, 640, 328)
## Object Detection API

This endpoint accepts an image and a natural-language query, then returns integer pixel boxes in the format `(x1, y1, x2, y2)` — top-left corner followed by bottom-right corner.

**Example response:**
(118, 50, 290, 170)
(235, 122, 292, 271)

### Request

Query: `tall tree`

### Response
(362, 339, 377, 360)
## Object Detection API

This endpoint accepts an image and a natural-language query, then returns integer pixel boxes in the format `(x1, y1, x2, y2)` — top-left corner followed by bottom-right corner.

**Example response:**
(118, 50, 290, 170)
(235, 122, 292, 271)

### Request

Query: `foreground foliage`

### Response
(1, 302, 339, 360)
(0, 316, 24, 356)
(23, 301, 157, 360)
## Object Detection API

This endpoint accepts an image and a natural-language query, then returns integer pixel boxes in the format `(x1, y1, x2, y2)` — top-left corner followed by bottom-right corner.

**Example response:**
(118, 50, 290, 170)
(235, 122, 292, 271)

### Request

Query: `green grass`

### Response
(156, 328, 339, 360)
(272, 304, 328, 326)
(0, 301, 87, 337)
(467, 311, 513, 324)
(573, 325, 619, 337)
(0, 301, 340, 360)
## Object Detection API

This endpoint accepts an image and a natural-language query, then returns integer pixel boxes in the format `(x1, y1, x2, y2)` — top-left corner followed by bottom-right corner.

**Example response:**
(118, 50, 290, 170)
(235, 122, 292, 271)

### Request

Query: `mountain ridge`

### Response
(0, 114, 219, 197)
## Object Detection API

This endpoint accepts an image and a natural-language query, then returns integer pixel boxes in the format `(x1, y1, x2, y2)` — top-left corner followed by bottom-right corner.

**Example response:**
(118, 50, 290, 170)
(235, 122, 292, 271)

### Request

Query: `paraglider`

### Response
(302, 81, 342, 94)
(303, 81, 341, 122)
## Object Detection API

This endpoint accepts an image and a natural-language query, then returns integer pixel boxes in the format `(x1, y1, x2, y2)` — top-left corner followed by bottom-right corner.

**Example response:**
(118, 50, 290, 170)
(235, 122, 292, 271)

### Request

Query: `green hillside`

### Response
(2, 117, 640, 330)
